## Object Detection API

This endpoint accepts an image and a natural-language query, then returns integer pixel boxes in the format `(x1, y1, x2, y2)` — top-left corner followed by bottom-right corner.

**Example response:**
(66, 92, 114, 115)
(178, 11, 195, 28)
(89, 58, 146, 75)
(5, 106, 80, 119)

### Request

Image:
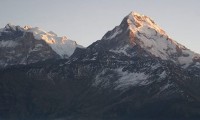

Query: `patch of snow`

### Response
(82, 56, 97, 61)
(151, 64, 160, 70)
(93, 52, 98, 55)
(104, 26, 122, 40)
(160, 83, 172, 92)
(109, 45, 130, 56)
(93, 69, 113, 88)
(29, 44, 43, 52)
(159, 71, 167, 79)
(16, 53, 22, 57)
(114, 68, 149, 90)
(0, 40, 18, 47)
(93, 68, 150, 90)
(196, 62, 200, 65)
(178, 50, 197, 68)
(7, 50, 15, 54)
(90, 56, 97, 60)
(35, 44, 43, 48)
(195, 62, 200, 68)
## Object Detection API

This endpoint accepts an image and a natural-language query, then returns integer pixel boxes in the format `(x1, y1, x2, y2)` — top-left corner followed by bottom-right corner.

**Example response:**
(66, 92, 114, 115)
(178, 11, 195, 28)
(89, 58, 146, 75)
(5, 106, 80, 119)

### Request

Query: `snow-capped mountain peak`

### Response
(126, 12, 200, 67)
(101, 11, 200, 68)
(0, 24, 83, 68)
(26, 27, 82, 57)
(0, 24, 83, 58)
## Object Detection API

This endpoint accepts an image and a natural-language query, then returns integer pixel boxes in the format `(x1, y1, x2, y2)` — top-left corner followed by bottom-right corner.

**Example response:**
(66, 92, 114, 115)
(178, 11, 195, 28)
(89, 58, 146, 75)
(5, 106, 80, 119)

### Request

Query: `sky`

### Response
(0, 0, 200, 53)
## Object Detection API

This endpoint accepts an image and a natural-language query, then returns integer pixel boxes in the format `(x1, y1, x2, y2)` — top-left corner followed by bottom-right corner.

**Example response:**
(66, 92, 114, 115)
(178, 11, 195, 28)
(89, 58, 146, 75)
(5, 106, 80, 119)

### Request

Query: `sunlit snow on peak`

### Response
(24, 25, 32, 30)
(127, 11, 166, 35)
(27, 27, 82, 57)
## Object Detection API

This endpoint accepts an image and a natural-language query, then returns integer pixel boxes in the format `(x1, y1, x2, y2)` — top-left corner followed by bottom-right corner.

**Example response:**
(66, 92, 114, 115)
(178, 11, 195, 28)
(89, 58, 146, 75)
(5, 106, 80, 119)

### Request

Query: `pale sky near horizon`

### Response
(0, 0, 200, 53)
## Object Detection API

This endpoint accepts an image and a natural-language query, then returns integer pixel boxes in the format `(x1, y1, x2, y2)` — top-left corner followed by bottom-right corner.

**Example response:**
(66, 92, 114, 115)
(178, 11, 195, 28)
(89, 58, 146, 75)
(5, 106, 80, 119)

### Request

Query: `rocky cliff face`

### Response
(0, 12, 200, 120)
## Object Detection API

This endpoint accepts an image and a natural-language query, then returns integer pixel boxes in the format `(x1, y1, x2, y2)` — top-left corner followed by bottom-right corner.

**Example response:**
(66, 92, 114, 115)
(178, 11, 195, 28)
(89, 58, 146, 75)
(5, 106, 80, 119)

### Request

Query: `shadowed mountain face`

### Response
(0, 12, 200, 120)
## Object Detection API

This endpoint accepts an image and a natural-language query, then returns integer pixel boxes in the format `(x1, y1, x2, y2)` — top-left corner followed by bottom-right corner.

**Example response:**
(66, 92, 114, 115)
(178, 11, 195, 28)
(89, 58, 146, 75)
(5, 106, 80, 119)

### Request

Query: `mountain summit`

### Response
(101, 12, 200, 68)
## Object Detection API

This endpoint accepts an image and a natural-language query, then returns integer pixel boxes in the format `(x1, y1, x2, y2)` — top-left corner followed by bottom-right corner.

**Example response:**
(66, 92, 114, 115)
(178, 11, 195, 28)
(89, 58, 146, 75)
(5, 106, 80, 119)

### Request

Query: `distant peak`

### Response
(1, 23, 27, 32)
(24, 25, 32, 30)
(4, 23, 17, 31)
(0, 23, 83, 58)
(129, 11, 144, 17)
(5, 23, 15, 27)
(3, 24, 34, 31)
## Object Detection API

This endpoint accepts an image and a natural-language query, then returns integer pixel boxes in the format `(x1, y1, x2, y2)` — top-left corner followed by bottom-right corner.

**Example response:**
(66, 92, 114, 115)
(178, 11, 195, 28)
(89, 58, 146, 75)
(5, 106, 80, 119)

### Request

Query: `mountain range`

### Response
(0, 12, 200, 120)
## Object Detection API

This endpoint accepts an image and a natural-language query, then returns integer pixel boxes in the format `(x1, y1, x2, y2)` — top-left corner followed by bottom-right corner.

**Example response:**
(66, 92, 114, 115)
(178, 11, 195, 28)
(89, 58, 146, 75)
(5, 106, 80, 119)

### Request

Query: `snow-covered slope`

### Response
(102, 12, 200, 68)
